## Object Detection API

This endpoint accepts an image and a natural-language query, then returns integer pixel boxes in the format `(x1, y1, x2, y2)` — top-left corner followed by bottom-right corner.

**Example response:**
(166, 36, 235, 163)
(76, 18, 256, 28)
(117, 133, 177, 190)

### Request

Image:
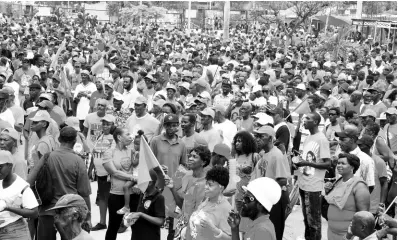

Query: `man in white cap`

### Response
(0, 128, 27, 180)
(252, 125, 290, 240)
(28, 110, 58, 169)
(198, 107, 222, 151)
(213, 104, 237, 149)
(74, 70, 96, 129)
(228, 177, 281, 240)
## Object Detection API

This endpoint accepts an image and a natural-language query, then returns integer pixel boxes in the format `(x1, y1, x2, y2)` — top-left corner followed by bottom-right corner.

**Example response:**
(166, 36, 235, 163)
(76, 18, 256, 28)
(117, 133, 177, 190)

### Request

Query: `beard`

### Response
(240, 204, 257, 219)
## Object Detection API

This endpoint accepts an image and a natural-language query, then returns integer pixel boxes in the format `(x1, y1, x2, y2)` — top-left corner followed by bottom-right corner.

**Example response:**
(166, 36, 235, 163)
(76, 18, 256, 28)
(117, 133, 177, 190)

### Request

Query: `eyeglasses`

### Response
(329, 113, 337, 116)
(243, 195, 255, 203)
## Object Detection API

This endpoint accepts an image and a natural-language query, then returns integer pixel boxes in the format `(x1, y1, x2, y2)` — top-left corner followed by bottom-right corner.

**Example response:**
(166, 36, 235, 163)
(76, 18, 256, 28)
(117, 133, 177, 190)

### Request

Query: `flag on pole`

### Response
(50, 39, 66, 69)
(294, 99, 311, 115)
(136, 137, 164, 192)
(91, 57, 105, 76)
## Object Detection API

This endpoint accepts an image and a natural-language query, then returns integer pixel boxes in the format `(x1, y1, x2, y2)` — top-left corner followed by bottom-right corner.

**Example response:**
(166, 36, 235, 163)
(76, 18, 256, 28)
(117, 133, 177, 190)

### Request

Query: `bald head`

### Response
(351, 211, 375, 238)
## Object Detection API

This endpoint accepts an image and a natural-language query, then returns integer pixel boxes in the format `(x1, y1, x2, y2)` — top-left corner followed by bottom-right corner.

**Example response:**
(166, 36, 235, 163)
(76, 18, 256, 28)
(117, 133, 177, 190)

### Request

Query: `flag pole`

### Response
(143, 138, 166, 176)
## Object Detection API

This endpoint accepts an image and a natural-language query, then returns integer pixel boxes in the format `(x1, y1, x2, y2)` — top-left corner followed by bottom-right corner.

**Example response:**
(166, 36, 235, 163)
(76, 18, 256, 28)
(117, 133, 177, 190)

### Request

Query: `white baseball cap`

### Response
(242, 177, 281, 212)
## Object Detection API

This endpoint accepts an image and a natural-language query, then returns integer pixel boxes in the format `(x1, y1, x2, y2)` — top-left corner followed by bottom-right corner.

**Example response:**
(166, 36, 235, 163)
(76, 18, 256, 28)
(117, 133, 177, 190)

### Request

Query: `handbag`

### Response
(321, 177, 342, 220)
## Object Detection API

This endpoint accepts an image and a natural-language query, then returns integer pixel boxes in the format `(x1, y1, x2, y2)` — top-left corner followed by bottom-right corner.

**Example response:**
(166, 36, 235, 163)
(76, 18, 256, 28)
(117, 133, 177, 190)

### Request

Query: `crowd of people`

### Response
(0, 10, 396, 240)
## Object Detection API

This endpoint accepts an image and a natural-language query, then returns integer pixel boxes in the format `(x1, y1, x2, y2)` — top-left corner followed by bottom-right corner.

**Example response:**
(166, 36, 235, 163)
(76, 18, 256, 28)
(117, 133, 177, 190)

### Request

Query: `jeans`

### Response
(0, 218, 31, 240)
(105, 194, 140, 240)
(270, 189, 290, 240)
(299, 189, 322, 240)
(37, 215, 57, 240)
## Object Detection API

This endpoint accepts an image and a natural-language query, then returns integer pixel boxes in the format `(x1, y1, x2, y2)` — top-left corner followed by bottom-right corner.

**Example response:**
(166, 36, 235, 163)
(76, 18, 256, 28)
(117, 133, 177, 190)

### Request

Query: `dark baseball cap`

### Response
(47, 194, 87, 211)
(357, 135, 373, 148)
(335, 125, 359, 140)
(163, 114, 179, 124)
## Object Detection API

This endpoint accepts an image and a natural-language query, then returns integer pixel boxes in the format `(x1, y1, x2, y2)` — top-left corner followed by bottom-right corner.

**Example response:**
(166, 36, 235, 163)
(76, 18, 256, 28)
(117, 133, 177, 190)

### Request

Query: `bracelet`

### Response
(214, 229, 223, 238)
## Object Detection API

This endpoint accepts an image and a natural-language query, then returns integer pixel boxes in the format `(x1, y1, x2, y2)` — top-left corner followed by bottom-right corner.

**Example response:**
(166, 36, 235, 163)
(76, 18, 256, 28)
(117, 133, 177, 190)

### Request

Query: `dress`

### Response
(326, 176, 364, 240)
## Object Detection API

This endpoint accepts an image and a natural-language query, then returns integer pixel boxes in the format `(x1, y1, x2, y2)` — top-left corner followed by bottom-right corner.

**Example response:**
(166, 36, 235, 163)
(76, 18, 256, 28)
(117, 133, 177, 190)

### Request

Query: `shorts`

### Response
(97, 175, 111, 202)
(0, 218, 31, 240)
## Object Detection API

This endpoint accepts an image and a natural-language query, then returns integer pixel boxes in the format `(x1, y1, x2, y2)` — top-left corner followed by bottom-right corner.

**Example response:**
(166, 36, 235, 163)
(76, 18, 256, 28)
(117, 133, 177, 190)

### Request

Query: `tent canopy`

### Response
(314, 15, 350, 27)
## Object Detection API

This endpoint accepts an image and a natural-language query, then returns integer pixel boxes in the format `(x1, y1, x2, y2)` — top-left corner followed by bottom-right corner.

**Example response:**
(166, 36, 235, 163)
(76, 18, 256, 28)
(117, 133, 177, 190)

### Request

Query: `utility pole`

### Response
(223, 0, 230, 40)
(188, 0, 191, 33)
(139, 0, 142, 25)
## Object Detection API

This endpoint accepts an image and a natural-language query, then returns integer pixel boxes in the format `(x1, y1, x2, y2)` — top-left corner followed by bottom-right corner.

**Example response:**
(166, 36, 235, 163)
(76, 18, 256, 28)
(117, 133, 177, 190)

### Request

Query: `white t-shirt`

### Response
(0, 175, 38, 228)
(199, 127, 223, 152)
(0, 108, 15, 127)
(126, 113, 160, 143)
(213, 120, 237, 149)
(74, 82, 97, 120)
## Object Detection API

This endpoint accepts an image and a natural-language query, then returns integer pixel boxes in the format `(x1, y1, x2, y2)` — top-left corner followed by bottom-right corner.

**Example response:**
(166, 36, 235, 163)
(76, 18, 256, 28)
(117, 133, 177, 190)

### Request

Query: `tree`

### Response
(262, 2, 329, 52)
(118, 2, 167, 25)
(313, 25, 367, 61)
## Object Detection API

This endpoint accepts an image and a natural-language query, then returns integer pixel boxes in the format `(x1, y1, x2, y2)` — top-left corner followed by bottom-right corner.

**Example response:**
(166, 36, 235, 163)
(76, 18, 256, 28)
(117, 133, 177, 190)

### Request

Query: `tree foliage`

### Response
(312, 25, 367, 61)
(118, 2, 167, 24)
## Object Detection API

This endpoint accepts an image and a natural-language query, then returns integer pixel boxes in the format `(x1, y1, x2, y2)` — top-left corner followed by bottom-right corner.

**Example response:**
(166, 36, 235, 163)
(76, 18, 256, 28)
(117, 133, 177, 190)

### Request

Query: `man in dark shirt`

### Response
(267, 107, 290, 154)
(22, 83, 41, 111)
(28, 126, 91, 240)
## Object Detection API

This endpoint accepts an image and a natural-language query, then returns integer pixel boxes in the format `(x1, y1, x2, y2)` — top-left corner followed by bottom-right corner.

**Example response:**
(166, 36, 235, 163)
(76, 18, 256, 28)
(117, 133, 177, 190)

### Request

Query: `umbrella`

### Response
(315, 15, 350, 27)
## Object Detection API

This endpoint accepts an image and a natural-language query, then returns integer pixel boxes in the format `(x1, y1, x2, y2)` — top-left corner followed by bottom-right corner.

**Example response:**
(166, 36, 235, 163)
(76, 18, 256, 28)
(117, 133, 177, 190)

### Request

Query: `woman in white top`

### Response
(0, 150, 38, 240)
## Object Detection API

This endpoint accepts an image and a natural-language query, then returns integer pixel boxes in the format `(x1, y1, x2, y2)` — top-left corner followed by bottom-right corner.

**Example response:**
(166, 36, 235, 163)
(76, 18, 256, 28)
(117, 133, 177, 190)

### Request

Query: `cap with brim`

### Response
(213, 143, 232, 159)
(0, 150, 14, 164)
(113, 92, 123, 101)
(1, 128, 19, 141)
(135, 95, 147, 105)
(295, 83, 306, 91)
(96, 98, 109, 107)
(47, 194, 87, 211)
(102, 114, 116, 123)
(166, 84, 177, 92)
(360, 109, 377, 118)
(153, 99, 166, 108)
(253, 126, 275, 138)
(194, 98, 207, 104)
(30, 110, 52, 122)
(200, 108, 215, 118)
(357, 135, 374, 148)
(164, 114, 179, 124)
(40, 93, 53, 101)
(38, 100, 54, 109)
(335, 126, 359, 139)
(385, 108, 397, 115)
(80, 70, 90, 76)
(213, 104, 226, 115)
(2, 86, 14, 96)
(65, 117, 80, 131)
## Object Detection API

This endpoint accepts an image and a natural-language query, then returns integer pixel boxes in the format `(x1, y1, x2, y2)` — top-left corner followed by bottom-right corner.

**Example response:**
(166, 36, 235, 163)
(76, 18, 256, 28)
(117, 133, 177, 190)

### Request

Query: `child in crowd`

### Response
(117, 130, 146, 215)
(124, 169, 165, 240)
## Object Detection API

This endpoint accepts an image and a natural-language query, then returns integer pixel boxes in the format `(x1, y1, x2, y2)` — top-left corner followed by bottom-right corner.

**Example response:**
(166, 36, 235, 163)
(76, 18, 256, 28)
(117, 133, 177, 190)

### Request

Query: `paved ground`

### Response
(72, 182, 328, 240)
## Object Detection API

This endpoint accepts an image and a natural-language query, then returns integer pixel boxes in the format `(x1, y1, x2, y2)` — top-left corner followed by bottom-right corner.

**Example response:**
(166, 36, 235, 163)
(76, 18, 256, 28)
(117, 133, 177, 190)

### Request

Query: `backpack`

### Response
(34, 152, 54, 206)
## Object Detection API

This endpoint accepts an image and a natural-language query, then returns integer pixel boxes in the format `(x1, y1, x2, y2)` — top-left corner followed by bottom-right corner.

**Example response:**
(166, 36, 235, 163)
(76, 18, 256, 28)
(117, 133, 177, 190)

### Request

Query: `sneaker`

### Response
(117, 207, 130, 215)
(118, 225, 127, 233)
(91, 223, 107, 231)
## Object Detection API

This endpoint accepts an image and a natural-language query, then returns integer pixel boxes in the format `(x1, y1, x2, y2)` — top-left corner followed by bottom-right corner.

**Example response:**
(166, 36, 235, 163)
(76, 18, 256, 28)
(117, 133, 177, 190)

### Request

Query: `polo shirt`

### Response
(131, 192, 165, 240)
(150, 134, 187, 178)
(244, 215, 276, 240)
